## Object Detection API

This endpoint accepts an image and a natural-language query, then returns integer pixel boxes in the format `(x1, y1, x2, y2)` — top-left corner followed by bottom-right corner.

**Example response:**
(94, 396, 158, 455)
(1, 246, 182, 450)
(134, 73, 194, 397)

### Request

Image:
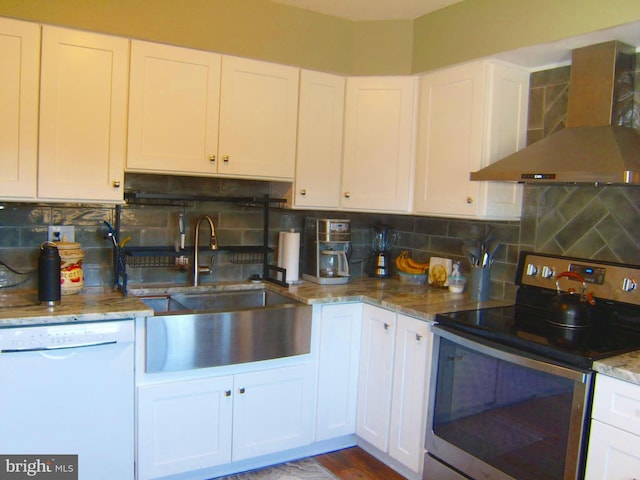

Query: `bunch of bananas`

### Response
(395, 250, 429, 274)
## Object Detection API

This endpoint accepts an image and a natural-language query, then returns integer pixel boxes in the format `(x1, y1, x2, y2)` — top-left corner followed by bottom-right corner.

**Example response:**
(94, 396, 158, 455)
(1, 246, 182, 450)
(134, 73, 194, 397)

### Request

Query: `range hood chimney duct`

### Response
(470, 41, 640, 185)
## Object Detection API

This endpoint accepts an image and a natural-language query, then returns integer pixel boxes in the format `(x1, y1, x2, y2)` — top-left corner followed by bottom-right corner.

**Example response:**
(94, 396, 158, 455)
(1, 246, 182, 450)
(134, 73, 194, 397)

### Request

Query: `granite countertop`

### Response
(267, 277, 509, 320)
(0, 287, 152, 327)
(593, 352, 640, 386)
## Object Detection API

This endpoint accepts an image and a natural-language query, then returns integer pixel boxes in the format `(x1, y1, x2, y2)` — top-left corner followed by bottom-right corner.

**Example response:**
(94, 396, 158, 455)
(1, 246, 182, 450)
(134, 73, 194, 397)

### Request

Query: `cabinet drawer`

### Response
(585, 419, 640, 480)
(592, 374, 640, 436)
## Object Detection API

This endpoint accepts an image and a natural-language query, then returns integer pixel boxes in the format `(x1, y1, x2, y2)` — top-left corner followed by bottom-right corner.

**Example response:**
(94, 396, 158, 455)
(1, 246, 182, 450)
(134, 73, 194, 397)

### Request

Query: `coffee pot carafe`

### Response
(319, 249, 349, 278)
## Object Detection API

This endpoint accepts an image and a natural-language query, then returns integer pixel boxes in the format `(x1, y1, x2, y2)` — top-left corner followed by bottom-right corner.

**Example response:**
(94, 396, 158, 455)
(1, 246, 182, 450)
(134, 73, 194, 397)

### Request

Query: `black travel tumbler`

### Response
(38, 241, 61, 306)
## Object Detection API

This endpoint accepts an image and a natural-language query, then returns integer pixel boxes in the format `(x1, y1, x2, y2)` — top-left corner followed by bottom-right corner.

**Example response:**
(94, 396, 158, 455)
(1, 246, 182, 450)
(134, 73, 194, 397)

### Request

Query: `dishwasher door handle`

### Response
(1, 340, 119, 354)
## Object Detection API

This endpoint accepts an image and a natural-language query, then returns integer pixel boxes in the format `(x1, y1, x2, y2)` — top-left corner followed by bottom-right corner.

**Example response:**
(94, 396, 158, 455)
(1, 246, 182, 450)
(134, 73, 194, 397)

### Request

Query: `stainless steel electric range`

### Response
(424, 251, 640, 480)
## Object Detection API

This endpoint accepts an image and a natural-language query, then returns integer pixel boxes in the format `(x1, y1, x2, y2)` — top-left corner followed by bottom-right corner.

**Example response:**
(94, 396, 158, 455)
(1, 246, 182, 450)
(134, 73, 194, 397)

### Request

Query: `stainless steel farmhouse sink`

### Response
(140, 289, 312, 373)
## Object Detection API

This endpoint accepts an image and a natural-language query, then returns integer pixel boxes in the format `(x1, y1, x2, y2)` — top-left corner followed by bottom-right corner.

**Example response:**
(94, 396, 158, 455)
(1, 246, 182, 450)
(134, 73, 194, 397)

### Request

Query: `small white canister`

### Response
(57, 241, 85, 295)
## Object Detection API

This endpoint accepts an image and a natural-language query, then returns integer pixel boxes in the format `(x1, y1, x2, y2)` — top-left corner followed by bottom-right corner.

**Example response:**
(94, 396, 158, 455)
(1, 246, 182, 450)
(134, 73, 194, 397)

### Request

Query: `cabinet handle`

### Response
(416, 333, 423, 341)
(344, 192, 351, 198)
(223, 155, 230, 163)
(209, 154, 216, 163)
(225, 390, 231, 397)
(466, 196, 473, 204)
(300, 189, 307, 196)
(239, 387, 246, 394)
(384, 323, 390, 330)
(112, 181, 121, 188)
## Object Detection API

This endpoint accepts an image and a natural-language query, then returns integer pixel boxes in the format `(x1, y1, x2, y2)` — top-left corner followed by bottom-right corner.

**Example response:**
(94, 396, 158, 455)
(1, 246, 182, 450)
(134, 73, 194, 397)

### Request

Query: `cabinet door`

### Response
(389, 315, 431, 473)
(480, 62, 527, 219)
(414, 61, 527, 219)
(294, 70, 345, 209)
(357, 304, 396, 451)
(585, 420, 640, 480)
(137, 376, 233, 480)
(232, 364, 315, 461)
(316, 302, 363, 441)
(127, 40, 221, 175)
(218, 55, 299, 180)
(0, 18, 39, 200)
(414, 62, 485, 218)
(38, 26, 128, 202)
(342, 76, 416, 212)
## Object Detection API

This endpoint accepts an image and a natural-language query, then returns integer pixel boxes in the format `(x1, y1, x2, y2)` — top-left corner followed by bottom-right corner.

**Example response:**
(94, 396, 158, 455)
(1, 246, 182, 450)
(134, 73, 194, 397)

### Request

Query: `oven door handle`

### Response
(433, 325, 591, 383)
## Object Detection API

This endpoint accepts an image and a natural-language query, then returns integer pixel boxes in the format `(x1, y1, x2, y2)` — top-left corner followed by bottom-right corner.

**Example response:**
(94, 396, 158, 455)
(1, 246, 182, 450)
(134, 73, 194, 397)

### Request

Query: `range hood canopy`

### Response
(471, 41, 640, 185)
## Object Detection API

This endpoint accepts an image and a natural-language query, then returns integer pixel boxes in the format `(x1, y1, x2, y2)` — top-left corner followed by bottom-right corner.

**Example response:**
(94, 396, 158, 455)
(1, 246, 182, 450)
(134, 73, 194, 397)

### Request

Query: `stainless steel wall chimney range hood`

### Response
(471, 41, 640, 185)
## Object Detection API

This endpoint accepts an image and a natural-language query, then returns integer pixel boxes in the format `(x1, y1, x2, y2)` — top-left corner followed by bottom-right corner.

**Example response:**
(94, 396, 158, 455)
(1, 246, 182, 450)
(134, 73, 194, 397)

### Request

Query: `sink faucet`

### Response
(193, 214, 218, 286)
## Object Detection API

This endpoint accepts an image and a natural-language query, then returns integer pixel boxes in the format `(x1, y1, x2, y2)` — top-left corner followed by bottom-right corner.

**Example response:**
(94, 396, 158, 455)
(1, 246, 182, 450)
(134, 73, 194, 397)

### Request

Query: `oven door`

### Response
(425, 326, 593, 480)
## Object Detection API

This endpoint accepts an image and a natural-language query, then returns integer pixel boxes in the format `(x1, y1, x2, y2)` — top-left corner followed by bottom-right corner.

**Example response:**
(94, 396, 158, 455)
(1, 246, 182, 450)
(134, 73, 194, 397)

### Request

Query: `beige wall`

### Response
(412, 0, 640, 72)
(1, 0, 640, 75)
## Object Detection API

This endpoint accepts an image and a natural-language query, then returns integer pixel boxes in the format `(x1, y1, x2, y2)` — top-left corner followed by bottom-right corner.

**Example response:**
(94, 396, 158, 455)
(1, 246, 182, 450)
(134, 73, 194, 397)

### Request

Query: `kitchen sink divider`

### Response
(112, 193, 288, 294)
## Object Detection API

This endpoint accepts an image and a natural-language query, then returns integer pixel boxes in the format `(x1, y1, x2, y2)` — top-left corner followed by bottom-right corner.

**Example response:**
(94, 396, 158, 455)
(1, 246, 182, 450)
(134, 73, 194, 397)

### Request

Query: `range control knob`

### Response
(541, 266, 555, 279)
(525, 264, 538, 276)
(622, 278, 637, 292)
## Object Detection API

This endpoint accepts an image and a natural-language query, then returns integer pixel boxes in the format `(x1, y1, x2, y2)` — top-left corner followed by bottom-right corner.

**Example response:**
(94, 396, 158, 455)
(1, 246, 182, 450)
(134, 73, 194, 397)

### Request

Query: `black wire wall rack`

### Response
(112, 193, 288, 294)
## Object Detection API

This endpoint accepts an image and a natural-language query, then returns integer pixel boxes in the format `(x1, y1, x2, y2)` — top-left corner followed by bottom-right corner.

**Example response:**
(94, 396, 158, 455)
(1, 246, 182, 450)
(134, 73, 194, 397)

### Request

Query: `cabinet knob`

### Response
(223, 155, 230, 163)
(300, 189, 307, 196)
(416, 333, 423, 341)
(384, 323, 390, 330)
(466, 196, 473, 204)
(112, 181, 121, 188)
(225, 390, 231, 397)
(239, 387, 246, 394)
(344, 192, 351, 198)
(209, 154, 216, 163)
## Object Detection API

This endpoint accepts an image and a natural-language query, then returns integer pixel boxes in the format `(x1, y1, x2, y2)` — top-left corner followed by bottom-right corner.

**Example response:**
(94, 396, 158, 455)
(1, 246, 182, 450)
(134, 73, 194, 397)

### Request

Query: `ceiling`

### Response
(268, 0, 463, 20)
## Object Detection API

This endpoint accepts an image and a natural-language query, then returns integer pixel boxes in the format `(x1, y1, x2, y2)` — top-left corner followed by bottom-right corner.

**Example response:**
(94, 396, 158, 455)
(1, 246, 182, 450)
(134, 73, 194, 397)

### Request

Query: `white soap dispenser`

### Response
(448, 261, 466, 293)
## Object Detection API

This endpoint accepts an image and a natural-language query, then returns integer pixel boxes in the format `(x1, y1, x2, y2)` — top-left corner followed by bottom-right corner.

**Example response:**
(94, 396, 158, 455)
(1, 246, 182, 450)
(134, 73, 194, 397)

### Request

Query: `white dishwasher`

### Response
(0, 320, 135, 480)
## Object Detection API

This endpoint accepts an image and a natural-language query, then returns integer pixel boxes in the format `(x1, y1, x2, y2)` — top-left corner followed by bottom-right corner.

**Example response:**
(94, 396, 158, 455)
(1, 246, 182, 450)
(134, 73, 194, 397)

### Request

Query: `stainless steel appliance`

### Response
(471, 41, 640, 185)
(424, 252, 640, 480)
(368, 224, 397, 278)
(0, 320, 135, 480)
(302, 218, 351, 284)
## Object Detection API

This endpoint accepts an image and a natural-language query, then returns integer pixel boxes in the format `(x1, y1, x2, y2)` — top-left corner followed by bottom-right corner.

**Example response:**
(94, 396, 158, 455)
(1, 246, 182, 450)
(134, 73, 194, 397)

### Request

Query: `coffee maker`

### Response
(368, 224, 396, 278)
(302, 218, 350, 284)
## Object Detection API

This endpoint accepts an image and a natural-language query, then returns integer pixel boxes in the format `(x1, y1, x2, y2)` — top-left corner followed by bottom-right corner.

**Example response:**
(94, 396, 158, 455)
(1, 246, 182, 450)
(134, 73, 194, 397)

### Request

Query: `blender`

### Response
(369, 224, 397, 278)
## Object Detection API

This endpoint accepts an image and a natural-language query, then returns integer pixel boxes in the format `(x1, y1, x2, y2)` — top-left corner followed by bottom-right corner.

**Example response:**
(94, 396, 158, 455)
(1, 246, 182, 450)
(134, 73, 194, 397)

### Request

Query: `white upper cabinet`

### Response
(293, 70, 345, 209)
(341, 76, 417, 213)
(127, 40, 221, 176)
(0, 18, 39, 200)
(414, 60, 529, 219)
(217, 55, 299, 180)
(38, 26, 129, 202)
(127, 48, 299, 181)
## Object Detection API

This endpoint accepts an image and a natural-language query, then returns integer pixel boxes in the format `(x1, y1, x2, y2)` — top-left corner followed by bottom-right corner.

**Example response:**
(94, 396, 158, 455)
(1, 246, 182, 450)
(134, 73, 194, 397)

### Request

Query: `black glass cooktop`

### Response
(435, 304, 640, 369)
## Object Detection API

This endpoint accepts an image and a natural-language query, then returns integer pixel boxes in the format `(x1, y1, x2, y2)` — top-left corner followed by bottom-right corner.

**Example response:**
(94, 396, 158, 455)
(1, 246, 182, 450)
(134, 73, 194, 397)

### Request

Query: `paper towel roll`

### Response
(278, 230, 300, 284)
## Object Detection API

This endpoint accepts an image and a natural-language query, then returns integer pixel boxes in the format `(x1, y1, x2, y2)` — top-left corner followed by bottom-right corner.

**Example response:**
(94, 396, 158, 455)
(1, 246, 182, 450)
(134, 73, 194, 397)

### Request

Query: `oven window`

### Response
(433, 337, 579, 480)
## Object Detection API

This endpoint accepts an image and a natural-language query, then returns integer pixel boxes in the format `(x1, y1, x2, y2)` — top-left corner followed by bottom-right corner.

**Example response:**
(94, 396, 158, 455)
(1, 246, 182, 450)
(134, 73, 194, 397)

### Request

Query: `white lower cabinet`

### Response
(137, 364, 315, 480)
(388, 314, 432, 473)
(232, 365, 316, 460)
(137, 376, 234, 479)
(357, 304, 432, 475)
(585, 374, 640, 480)
(316, 303, 363, 441)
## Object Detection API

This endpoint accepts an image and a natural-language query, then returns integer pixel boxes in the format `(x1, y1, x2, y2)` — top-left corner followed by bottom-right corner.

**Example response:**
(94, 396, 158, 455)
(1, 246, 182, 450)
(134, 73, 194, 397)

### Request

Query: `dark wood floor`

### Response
(314, 447, 407, 480)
